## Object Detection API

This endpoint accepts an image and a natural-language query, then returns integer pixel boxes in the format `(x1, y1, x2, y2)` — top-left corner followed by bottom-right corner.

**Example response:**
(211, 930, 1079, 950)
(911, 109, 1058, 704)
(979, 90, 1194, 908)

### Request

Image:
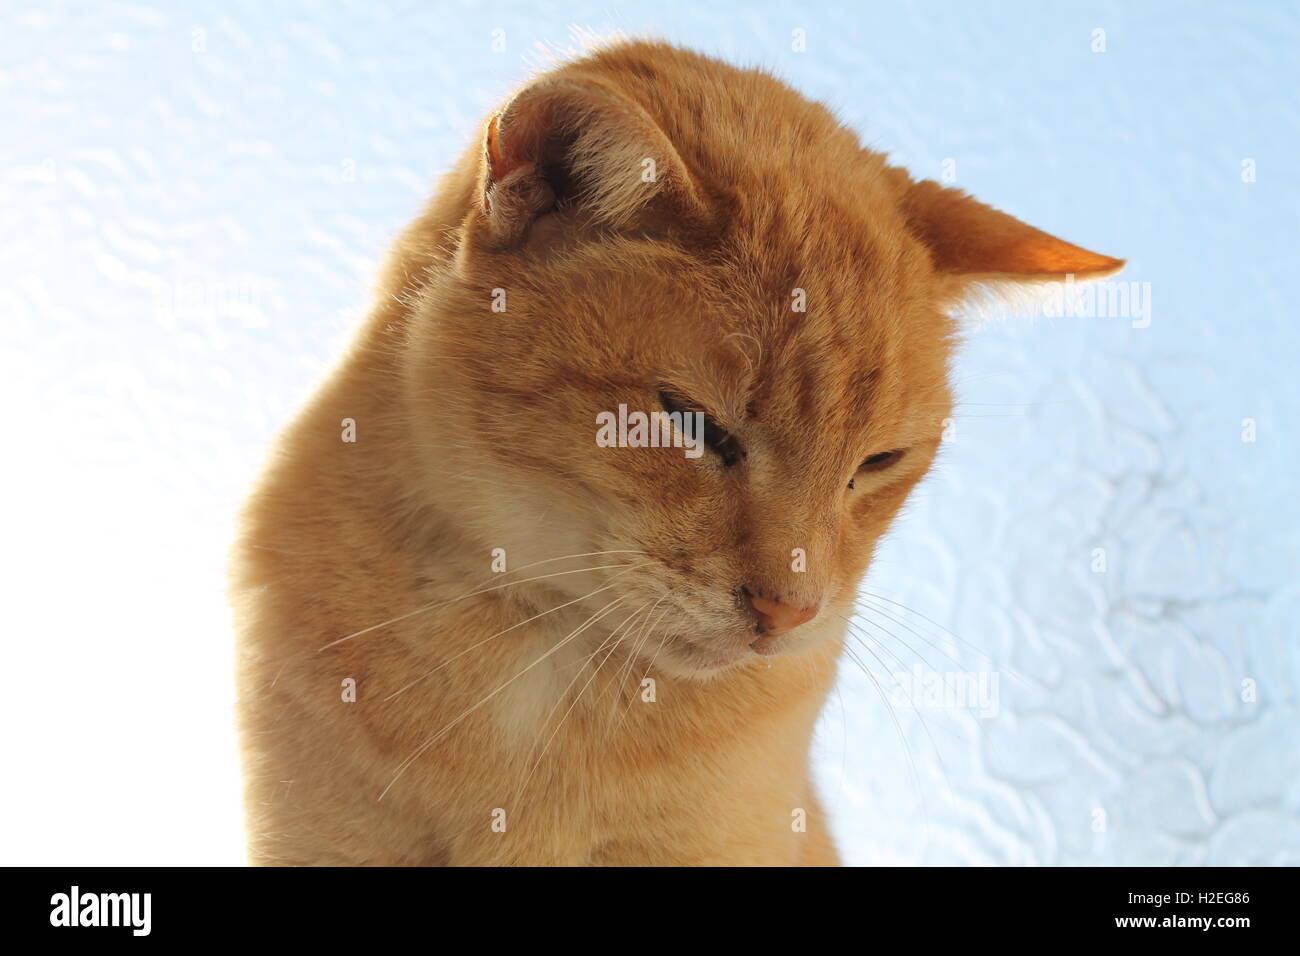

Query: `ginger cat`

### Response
(231, 40, 1121, 866)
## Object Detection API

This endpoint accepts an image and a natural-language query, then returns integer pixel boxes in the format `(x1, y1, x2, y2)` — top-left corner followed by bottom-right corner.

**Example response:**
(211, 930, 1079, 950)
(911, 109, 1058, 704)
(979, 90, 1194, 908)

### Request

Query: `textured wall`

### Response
(2, 0, 1295, 864)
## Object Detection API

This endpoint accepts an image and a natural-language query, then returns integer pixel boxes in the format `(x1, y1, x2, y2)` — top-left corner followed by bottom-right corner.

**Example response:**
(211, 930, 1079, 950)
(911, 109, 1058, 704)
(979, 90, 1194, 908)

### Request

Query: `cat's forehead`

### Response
(729, 216, 938, 387)
(650, 235, 947, 452)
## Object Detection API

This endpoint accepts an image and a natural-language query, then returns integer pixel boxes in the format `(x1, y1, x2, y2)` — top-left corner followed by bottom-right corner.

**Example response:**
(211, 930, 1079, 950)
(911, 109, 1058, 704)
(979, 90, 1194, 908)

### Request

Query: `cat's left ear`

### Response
(476, 75, 706, 246)
(899, 179, 1124, 283)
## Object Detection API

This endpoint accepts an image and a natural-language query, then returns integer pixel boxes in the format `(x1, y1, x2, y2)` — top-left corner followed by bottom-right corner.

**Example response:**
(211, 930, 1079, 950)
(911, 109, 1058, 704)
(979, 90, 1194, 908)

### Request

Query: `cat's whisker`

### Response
(829, 680, 850, 800)
(637, 600, 679, 676)
(936, 413, 1041, 420)
(378, 596, 628, 802)
(837, 618, 966, 760)
(319, 556, 649, 652)
(916, 400, 1075, 408)
(857, 591, 1031, 686)
(834, 613, 954, 722)
(838, 642, 930, 827)
(852, 597, 981, 676)
(381, 570, 644, 702)
(610, 595, 678, 736)
(609, 591, 672, 704)
(720, 331, 762, 374)
(845, 605, 954, 677)
(509, 601, 654, 810)
(500, 549, 648, 572)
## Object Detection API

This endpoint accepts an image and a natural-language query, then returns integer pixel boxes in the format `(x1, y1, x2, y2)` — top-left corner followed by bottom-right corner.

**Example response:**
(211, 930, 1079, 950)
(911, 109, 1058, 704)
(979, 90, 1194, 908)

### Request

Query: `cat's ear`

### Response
(477, 76, 704, 245)
(900, 179, 1123, 282)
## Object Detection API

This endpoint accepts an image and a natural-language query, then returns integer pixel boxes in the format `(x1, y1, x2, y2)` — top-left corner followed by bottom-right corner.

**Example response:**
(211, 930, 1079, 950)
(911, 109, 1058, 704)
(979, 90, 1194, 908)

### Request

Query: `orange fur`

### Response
(231, 40, 1120, 866)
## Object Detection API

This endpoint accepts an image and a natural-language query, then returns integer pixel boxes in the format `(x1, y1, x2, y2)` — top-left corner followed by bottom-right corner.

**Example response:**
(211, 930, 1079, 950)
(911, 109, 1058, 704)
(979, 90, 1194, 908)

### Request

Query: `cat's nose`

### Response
(744, 588, 820, 636)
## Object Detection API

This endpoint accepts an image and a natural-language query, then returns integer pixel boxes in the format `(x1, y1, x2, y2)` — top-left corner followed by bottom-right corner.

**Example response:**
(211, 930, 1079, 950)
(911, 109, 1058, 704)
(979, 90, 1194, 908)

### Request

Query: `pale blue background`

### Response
(2, 1, 1296, 864)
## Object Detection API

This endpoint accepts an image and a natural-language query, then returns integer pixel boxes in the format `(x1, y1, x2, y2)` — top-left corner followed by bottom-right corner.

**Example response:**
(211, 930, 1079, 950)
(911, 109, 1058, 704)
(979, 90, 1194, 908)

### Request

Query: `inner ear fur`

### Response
(479, 75, 706, 245)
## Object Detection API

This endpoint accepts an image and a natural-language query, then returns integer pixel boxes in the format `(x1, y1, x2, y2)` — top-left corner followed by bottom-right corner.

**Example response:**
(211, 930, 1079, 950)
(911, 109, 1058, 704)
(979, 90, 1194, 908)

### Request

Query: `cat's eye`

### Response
(658, 388, 745, 468)
(861, 450, 903, 471)
(848, 449, 905, 489)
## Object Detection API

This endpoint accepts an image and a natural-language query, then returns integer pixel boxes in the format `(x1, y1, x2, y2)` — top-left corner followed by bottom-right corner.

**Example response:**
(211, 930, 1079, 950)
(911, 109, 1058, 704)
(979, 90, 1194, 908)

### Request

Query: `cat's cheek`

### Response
(840, 480, 917, 562)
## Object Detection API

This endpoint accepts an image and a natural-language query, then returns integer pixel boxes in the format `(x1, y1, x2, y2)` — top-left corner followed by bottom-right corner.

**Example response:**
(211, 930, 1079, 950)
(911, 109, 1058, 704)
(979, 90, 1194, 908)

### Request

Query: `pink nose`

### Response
(747, 591, 820, 635)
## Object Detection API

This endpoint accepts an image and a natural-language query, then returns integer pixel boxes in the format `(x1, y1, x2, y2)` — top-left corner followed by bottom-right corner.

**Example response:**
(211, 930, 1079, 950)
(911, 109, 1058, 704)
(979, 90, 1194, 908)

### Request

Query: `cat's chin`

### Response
(650, 634, 759, 681)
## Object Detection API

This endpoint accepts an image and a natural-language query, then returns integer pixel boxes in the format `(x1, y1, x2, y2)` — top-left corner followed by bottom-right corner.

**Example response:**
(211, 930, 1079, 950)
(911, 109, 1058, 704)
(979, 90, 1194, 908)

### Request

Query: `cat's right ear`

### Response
(897, 178, 1124, 284)
(476, 76, 705, 246)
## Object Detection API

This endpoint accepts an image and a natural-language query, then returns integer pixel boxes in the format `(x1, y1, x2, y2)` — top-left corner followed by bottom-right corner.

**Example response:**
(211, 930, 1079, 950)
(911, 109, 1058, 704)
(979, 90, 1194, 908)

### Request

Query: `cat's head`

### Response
(406, 42, 1121, 679)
